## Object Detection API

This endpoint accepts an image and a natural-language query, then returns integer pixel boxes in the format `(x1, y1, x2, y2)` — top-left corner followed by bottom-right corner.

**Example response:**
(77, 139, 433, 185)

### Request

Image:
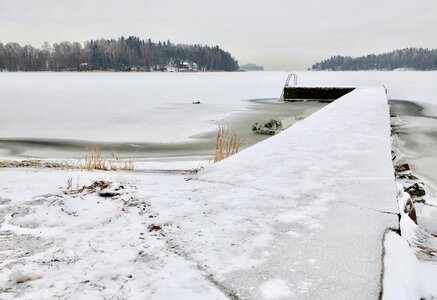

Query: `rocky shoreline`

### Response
(390, 112, 437, 237)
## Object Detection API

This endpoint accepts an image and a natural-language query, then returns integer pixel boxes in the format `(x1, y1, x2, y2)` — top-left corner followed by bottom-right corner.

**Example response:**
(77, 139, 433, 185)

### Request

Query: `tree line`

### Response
(0, 36, 239, 72)
(312, 48, 437, 71)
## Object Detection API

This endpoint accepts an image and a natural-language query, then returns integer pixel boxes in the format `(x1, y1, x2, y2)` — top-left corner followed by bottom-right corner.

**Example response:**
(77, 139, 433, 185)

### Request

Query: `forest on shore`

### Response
(0, 36, 239, 72)
(312, 48, 437, 71)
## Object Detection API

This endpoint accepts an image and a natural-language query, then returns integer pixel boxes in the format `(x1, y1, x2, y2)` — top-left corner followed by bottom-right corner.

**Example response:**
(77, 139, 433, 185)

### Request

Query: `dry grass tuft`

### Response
(214, 123, 241, 163)
(109, 151, 134, 171)
(0, 160, 73, 169)
(119, 161, 135, 171)
(65, 178, 73, 191)
(80, 146, 108, 171)
(63, 179, 112, 195)
(79, 147, 134, 171)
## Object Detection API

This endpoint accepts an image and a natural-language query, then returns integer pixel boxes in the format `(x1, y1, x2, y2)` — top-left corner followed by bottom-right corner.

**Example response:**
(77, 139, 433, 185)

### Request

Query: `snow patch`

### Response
(383, 231, 437, 300)
(260, 278, 293, 299)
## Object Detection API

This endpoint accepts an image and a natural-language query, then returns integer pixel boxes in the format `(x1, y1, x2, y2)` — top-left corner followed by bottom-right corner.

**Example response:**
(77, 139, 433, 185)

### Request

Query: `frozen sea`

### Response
(0, 72, 323, 159)
(1, 71, 437, 161)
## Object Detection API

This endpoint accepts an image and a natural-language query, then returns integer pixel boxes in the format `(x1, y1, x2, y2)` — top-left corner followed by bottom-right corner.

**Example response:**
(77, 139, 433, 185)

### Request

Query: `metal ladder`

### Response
(279, 73, 298, 101)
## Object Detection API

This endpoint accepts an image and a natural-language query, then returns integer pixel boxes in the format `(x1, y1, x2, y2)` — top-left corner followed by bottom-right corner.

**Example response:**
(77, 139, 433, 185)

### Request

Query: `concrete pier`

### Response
(283, 86, 355, 102)
(196, 87, 399, 299)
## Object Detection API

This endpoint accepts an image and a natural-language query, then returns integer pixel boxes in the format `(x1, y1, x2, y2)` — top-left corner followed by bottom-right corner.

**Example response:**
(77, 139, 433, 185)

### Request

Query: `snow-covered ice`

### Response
(2, 71, 437, 144)
(0, 72, 288, 143)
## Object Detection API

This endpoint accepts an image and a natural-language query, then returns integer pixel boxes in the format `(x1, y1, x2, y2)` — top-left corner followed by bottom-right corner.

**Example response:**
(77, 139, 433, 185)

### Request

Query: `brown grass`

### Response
(0, 160, 73, 169)
(213, 124, 240, 163)
(80, 146, 108, 170)
(65, 177, 73, 191)
(79, 147, 134, 171)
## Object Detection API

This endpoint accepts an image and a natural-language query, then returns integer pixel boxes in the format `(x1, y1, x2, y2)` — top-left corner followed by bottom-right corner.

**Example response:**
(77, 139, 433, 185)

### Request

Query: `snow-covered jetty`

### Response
(195, 87, 399, 298)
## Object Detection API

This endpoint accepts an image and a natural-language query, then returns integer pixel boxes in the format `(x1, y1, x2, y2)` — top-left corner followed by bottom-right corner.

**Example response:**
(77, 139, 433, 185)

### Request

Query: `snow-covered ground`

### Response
(1, 87, 405, 299)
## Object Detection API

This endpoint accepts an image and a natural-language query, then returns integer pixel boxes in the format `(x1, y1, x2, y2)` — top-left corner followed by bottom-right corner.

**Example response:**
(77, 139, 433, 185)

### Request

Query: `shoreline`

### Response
(390, 99, 437, 234)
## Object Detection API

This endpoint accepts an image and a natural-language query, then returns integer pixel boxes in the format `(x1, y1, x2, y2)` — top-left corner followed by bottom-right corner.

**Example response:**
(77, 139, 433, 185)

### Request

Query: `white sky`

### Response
(1, 0, 436, 70)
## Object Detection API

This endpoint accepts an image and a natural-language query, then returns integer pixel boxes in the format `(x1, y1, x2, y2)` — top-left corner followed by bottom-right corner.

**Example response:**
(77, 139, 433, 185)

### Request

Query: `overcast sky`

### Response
(1, 0, 436, 70)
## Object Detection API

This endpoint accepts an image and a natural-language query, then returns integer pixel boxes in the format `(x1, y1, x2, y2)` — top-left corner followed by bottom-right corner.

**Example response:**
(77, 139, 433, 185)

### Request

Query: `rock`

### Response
(192, 100, 201, 104)
(252, 119, 282, 135)
(98, 190, 120, 198)
(395, 164, 410, 173)
(404, 198, 417, 224)
(408, 174, 419, 180)
(404, 183, 426, 198)
(148, 224, 162, 232)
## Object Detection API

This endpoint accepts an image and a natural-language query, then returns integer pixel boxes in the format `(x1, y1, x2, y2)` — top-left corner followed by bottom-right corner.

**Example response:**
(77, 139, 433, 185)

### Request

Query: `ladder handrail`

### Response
(285, 73, 298, 87)
(280, 73, 298, 101)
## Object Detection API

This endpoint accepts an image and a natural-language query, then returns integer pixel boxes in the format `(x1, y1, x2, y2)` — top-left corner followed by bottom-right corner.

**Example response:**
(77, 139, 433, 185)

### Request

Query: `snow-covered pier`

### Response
(193, 87, 399, 298)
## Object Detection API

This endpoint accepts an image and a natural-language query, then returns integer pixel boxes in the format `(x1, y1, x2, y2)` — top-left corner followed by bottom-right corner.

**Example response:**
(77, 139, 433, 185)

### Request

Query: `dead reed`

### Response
(213, 123, 240, 163)
(79, 147, 134, 171)
(80, 146, 108, 170)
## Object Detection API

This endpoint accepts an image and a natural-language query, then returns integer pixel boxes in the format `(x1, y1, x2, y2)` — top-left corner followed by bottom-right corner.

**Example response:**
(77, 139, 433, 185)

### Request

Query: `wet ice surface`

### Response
(0, 72, 325, 159)
(0, 99, 325, 160)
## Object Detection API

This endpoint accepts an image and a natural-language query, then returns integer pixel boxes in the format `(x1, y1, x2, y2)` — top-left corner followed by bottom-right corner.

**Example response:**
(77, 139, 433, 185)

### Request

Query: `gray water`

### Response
(0, 99, 326, 160)
(390, 100, 437, 187)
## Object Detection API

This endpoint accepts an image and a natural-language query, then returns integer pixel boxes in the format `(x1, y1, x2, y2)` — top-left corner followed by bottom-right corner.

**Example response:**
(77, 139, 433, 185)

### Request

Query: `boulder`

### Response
(404, 198, 417, 224)
(252, 119, 282, 135)
(408, 174, 419, 180)
(404, 183, 426, 198)
(395, 164, 410, 173)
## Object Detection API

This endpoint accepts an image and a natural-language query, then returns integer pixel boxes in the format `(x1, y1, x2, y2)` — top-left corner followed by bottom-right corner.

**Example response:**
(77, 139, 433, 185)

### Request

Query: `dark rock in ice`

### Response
(408, 174, 419, 180)
(404, 197, 417, 224)
(395, 164, 410, 173)
(252, 119, 282, 135)
(404, 183, 426, 198)
(98, 190, 120, 198)
(148, 224, 162, 232)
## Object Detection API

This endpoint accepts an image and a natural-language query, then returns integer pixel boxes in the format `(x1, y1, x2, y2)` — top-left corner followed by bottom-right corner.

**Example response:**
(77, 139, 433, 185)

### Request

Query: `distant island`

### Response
(312, 48, 437, 71)
(0, 36, 239, 72)
(240, 63, 264, 71)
